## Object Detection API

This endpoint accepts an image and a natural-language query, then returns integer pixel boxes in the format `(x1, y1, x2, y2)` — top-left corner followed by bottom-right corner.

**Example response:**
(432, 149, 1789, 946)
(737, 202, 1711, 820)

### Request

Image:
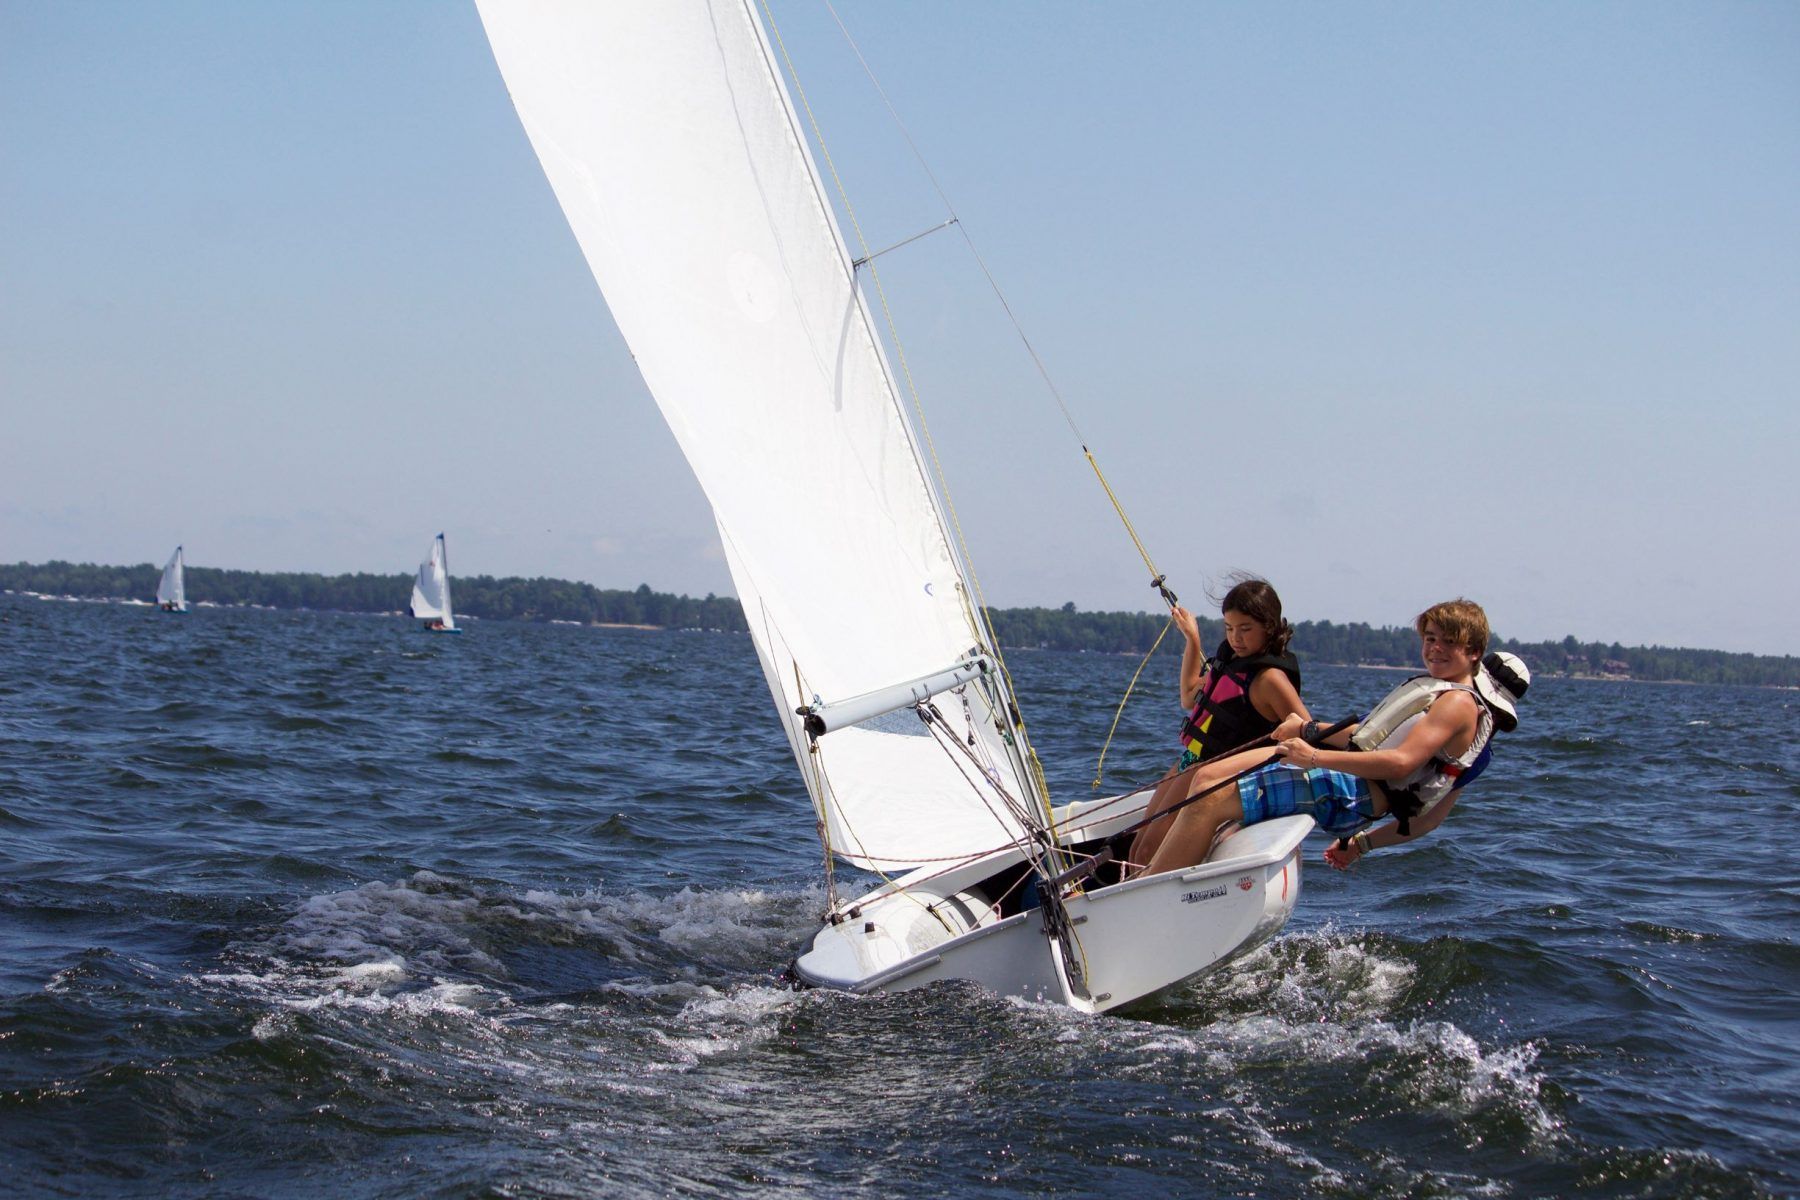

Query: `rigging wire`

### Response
(756, 0, 1061, 840)
(809, 0, 1181, 812)
(803, 692, 1051, 929)
(818, 0, 1179, 612)
(916, 702, 1091, 985)
(790, 654, 839, 912)
(796, 696, 1101, 960)
(919, 703, 1050, 839)
(802, 700, 1057, 935)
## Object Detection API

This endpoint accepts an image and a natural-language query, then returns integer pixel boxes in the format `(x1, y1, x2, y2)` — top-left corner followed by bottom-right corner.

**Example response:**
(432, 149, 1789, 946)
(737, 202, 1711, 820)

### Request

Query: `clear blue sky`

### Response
(4, 2, 1796, 655)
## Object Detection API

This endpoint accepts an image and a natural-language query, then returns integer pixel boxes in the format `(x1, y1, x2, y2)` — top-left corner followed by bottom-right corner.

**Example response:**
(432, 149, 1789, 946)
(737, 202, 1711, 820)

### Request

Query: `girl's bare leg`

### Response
(1141, 792, 1244, 877)
(1126, 764, 1200, 870)
(1133, 745, 1280, 878)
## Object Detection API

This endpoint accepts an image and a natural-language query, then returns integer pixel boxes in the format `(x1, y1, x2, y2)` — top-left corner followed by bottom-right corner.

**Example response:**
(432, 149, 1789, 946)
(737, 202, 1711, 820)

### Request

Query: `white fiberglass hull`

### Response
(791, 793, 1310, 1013)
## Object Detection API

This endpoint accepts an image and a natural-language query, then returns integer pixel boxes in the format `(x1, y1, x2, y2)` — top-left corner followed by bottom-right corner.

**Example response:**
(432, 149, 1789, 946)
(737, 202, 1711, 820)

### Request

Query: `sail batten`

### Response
(478, 0, 1035, 865)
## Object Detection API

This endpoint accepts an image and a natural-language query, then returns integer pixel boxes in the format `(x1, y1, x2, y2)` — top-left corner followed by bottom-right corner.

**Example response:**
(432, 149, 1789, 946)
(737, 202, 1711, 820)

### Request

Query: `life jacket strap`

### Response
(1380, 784, 1423, 836)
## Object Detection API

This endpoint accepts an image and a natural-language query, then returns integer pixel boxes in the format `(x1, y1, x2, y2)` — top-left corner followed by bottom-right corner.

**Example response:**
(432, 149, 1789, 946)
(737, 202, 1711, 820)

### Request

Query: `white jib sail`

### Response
(478, 1, 1039, 870)
(410, 534, 454, 628)
(157, 546, 186, 610)
(435, 535, 458, 630)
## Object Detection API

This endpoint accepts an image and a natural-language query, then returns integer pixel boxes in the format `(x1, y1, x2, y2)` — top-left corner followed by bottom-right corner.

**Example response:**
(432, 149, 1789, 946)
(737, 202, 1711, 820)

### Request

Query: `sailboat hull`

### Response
(791, 795, 1310, 1013)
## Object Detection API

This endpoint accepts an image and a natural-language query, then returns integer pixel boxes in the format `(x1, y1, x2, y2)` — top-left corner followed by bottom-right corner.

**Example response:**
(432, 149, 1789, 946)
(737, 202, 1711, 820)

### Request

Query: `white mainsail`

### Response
(409, 533, 457, 631)
(478, 1, 1041, 869)
(156, 546, 188, 612)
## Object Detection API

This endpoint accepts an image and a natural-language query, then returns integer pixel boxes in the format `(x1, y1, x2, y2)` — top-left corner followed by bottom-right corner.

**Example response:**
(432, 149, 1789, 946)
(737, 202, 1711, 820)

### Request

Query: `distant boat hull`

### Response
(790, 793, 1310, 1013)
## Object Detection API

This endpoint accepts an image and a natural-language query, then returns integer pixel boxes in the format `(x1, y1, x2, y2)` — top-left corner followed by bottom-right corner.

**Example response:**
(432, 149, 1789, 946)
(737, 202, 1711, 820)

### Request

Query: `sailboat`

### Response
(156, 545, 189, 613)
(477, 2, 1311, 1012)
(409, 533, 462, 633)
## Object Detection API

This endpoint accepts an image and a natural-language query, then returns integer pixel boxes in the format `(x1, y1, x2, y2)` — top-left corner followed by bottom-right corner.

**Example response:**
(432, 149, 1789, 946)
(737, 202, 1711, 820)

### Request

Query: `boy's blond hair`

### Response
(1416, 598, 1489, 658)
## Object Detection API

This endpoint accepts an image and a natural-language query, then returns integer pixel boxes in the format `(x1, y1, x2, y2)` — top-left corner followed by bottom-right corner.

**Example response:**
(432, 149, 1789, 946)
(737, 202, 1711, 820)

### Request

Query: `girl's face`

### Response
(1222, 609, 1270, 658)
(1419, 621, 1480, 681)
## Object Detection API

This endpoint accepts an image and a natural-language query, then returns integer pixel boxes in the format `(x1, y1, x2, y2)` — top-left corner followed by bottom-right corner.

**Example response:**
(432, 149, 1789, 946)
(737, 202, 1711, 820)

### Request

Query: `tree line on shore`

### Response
(983, 601, 1799, 688)
(6, 560, 1796, 688)
(0, 561, 743, 634)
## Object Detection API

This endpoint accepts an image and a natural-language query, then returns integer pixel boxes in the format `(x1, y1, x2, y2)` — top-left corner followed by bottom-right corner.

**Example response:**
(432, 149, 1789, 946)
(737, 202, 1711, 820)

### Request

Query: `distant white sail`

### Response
(156, 546, 188, 612)
(478, 0, 1038, 870)
(409, 533, 457, 630)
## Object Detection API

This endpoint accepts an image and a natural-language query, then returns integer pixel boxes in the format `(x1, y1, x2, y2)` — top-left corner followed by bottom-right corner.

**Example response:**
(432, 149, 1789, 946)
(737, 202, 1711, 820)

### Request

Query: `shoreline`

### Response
(5, 588, 1793, 687)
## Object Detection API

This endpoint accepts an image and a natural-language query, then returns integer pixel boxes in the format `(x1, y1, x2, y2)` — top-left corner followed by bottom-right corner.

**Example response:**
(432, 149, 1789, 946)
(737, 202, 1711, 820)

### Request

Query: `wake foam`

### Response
(519, 879, 826, 965)
(1088, 930, 1560, 1142)
(198, 871, 824, 1019)
(642, 985, 815, 1073)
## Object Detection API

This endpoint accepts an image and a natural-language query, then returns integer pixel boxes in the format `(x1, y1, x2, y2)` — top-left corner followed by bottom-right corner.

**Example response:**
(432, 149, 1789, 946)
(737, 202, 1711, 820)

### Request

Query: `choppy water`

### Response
(2, 592, 1795, 1198)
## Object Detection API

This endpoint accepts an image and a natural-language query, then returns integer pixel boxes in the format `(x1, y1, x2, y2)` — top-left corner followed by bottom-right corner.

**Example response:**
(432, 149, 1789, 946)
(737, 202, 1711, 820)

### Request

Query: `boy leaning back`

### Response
(1131, 599, 1530, 878)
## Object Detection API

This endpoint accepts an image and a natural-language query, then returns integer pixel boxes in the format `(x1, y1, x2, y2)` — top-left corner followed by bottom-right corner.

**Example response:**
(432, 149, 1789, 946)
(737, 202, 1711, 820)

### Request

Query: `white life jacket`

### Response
(1350, 675, 1493, 831)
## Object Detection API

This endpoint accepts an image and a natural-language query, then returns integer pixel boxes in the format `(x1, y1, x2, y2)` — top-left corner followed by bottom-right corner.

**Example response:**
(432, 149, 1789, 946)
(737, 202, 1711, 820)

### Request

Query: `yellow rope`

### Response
(1092, 614, 1175, 790)
(1085, 449, 1168, 601)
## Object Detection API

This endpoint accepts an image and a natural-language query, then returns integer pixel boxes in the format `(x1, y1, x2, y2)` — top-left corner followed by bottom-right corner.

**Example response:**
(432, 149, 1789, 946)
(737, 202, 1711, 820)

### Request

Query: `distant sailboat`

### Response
(409, 533, 461, 633)
(156, 546, 189, 613)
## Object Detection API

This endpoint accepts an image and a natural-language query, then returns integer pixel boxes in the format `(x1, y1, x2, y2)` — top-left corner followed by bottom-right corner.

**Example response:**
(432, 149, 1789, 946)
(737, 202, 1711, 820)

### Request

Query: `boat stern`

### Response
(1059, 814, 1310, 1011)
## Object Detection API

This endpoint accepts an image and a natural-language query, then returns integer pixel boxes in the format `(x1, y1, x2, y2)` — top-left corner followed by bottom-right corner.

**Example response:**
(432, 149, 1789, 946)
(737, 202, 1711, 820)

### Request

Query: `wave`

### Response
(1121, 932, 1559, 1140)
(202, 871, 823, 1014)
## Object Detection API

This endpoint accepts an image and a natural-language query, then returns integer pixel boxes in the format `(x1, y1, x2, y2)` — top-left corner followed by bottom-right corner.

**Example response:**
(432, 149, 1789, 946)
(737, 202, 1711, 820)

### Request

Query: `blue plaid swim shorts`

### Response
(1236, 763, 1376, 836)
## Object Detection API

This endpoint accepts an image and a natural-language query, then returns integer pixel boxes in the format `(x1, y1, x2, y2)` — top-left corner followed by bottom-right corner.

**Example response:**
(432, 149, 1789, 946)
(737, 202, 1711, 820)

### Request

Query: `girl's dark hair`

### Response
(1216, 574, 1293, 657)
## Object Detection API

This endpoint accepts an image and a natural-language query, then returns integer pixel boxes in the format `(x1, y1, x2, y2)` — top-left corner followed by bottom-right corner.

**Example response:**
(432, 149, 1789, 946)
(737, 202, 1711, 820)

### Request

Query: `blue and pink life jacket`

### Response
(1178, 643, 1302, 768)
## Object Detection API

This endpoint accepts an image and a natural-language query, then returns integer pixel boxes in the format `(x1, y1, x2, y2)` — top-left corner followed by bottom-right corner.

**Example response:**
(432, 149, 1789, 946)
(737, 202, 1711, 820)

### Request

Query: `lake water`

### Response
(2, 593, 1795, 1198)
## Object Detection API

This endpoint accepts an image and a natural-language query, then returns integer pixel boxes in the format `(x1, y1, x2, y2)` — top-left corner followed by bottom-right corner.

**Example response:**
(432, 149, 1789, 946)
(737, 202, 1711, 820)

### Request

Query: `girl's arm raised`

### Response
(1174, 605, 1206, 709)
